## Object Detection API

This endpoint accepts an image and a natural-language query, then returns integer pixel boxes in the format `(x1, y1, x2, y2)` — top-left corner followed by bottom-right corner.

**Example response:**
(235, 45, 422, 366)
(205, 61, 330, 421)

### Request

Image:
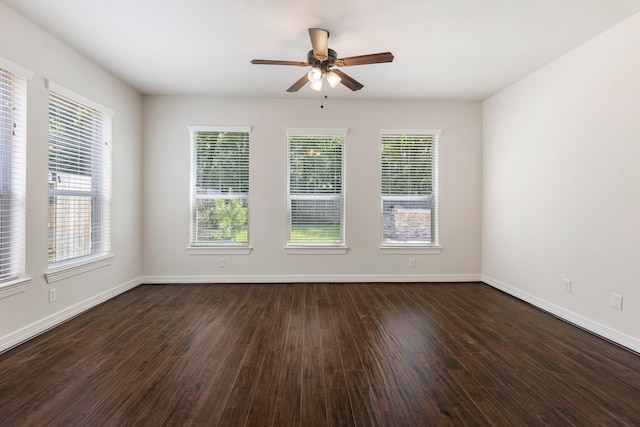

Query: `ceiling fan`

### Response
(251, 28, 394, 93)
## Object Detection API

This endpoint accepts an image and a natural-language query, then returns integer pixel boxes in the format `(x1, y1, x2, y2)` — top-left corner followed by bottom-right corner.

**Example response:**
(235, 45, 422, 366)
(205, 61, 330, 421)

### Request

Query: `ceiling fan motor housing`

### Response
(307, 49, 338, 71)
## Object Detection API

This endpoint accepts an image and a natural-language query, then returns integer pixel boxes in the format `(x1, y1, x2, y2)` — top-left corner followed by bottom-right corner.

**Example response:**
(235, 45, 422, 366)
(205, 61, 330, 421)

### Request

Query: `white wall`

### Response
(0, 4, 143, 351)
(483, 12, 640, 351)
(142, 97, 482, 282)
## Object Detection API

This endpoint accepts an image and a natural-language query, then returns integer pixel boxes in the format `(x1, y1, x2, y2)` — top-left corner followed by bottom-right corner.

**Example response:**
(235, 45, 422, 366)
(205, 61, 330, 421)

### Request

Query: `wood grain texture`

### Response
(1, 282, 639, 426)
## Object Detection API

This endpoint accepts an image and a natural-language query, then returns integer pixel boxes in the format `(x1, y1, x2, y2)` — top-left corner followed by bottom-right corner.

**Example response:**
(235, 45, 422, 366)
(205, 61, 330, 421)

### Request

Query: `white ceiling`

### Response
(3, 0, 640, 100)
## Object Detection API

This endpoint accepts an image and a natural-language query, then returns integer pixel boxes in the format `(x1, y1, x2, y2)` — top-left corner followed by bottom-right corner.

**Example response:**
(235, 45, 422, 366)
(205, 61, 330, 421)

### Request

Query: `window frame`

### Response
(0, 58, 32, 297)
(286, 128, 348, 254)
(45, 81, 113, 281)
(187, 125, 252, 254)
(380, 129, 442, 254)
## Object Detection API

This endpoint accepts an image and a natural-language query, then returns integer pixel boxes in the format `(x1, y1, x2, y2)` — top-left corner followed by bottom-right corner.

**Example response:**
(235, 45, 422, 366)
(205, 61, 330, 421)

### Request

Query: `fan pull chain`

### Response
(320, 76, 328, 108)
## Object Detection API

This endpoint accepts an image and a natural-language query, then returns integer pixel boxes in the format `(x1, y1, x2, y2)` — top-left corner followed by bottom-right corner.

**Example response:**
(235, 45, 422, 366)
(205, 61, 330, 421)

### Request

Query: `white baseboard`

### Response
(482, 275, 640, 354)
(0, 276, 143, 354)
(142, 273, 482, 284)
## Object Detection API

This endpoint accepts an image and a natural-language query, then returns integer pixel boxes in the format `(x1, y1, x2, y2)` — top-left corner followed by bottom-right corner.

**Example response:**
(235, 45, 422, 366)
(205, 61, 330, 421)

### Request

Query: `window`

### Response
(381, 129, 440, 246)
(287, 129, 346, 246)
(0, 66, 27, 283)
(48, 83, 112, 267)
(189, 126, 250, 246)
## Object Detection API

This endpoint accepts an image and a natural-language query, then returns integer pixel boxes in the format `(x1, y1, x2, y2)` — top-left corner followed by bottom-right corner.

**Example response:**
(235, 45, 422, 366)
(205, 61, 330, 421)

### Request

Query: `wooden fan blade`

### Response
(308, 28, 329, 61)
(336, 52, 394, 67)
(251, 59, 309, 66)
(287, 74, 310, 92)
(331, 69, 363, 91)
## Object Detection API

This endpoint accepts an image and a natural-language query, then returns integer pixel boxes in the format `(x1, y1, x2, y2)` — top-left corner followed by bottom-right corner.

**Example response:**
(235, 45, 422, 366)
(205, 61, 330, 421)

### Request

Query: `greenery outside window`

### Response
(381, 129, 440, 247)
(287, 129, 346, 247)
(189, 126, 250, 246)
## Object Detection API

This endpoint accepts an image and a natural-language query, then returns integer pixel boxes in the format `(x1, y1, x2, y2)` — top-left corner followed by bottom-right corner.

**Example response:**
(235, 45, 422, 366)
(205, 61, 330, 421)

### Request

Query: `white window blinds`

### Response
(381, 130, 440, 245)
(0, 68, 27, 282)
(287, 130, 345, 245)
(48, 87, 112, 265)
(190, 127, 250, 245)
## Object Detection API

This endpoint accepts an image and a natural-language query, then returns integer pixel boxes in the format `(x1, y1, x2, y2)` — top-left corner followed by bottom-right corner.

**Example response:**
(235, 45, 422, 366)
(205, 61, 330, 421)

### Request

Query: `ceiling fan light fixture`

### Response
(307, 68, 322, 83)
(310, 79, 323, 91)
(326, 70, 341, 88)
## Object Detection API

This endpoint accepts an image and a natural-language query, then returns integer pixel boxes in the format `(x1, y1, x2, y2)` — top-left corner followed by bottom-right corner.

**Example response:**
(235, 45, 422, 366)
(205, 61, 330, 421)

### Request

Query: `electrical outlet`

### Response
(218, 258, 225, 268)
(562, 279, 571, 293)
(611, 293, 623, 311)
(49, 288, 57, 303)
(409, 258, 416, 267)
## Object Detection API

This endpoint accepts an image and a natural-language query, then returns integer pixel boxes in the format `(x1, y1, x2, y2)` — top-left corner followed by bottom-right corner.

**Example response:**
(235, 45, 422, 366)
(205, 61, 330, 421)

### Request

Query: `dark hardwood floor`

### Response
(1, 282, 639, 426)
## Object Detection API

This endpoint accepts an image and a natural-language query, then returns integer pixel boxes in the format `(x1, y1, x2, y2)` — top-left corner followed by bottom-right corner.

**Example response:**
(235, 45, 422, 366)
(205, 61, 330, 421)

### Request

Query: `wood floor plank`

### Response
(1, 282, 639, 426)
(243, 285, 293, 427)
(218, 284, 284, 426)
(441, 283, 640, 424)
(401, 284, 578, 425)
(191, 284, 273, 426)
(301, 284, 328, 427)
(320, 284, 356, 426)
(363, 284, 487, 425)
(440, 285, 635, 425)
(271, 283, 305, 427)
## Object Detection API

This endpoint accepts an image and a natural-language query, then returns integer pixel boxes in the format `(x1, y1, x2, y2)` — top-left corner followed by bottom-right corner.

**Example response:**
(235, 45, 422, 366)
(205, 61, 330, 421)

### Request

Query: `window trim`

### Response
(380, 128, 441, 251)
(186, 246, 252, 255)
(0, 277, 32, 299)
(46, 80, 115, 116)
(379, 246, 443, 255)
(187, 125, 252, 252)
(286, 128, 348, 249)
(44, 253, 114, 284)
(0, 57, 34, 80)
(46, 81, 114, 272)
(284, 246, 348, 255)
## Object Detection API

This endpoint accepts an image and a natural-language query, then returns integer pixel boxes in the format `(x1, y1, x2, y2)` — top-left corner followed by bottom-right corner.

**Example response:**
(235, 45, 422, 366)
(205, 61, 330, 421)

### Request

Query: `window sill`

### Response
(186, 246, 253, 255)
(45, 254, 114, 284)
(285, 246, 349, 255)
(380, 246, 443, 255)
(0, 277, 32, 299)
